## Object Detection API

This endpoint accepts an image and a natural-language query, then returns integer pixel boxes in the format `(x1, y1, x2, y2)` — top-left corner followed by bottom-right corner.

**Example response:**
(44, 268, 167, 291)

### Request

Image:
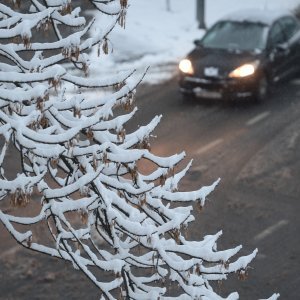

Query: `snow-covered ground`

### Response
(89, 0, 300, 84)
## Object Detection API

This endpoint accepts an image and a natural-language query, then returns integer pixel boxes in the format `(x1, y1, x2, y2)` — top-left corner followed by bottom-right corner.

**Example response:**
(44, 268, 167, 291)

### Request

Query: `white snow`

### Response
(222, 9, 294, 25)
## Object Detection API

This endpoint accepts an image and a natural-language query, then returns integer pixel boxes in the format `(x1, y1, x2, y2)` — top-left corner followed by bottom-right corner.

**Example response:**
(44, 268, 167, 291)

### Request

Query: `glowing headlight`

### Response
(229, 61, 259, 78)
(179, 59, 194, 75)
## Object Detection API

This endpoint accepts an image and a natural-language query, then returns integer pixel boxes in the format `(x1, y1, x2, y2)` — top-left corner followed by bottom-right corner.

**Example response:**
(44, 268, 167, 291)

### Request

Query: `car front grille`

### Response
(183, 76, 229, 90)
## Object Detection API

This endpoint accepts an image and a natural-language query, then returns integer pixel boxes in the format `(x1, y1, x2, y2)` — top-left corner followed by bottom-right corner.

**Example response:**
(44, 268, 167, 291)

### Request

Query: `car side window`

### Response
(268, 21, 286, 48)
(279, 17, 299, 41)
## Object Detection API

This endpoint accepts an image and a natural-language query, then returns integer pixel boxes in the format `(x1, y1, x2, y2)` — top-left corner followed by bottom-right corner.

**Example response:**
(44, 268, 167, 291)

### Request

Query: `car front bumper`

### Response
(179, 75, 259, 100)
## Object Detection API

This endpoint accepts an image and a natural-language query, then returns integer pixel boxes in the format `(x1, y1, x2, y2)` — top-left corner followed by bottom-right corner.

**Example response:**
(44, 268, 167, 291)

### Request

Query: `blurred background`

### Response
(89, 0, 300, 84)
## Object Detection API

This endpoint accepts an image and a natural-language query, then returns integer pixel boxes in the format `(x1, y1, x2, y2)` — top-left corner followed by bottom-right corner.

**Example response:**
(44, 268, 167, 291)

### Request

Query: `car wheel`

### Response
(255, 75, 268, 102)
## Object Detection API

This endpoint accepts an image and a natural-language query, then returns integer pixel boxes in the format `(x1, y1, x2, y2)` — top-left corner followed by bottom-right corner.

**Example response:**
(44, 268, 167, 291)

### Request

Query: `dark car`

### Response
(179, 9, 300, 102)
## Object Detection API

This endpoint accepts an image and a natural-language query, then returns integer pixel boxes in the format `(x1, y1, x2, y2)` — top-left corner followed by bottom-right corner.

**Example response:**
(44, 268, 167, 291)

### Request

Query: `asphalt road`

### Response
(132, 76, 300, 300)
(1, 76, 300, 299)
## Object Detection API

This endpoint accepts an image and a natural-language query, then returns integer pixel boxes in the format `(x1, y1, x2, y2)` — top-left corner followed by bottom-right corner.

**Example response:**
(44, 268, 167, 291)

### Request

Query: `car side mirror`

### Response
(275, 43, 288, 52)
(269, 43, 289, 59)
(194, 39, 202, 46)
(276, 43, 291, 57)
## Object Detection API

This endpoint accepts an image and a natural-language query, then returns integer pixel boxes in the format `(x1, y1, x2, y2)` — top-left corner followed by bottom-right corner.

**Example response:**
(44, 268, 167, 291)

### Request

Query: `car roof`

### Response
(220, 9, 294, 26)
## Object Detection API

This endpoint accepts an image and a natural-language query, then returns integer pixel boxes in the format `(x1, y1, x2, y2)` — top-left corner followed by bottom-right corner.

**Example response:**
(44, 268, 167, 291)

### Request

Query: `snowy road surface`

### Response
(1, 75, 300, 299)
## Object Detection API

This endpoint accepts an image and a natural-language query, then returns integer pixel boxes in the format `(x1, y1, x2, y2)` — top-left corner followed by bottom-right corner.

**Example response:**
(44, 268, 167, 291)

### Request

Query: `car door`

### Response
(279, 16, 300, 78)
(266, 20, 290, 82)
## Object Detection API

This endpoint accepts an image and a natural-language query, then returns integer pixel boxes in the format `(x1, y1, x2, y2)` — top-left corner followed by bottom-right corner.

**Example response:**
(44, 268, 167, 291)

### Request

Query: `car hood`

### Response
(188, 47, 263, 78)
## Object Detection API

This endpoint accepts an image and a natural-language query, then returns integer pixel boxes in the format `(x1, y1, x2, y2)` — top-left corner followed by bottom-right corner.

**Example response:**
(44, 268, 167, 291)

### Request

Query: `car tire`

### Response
(255, 75, 268, 103)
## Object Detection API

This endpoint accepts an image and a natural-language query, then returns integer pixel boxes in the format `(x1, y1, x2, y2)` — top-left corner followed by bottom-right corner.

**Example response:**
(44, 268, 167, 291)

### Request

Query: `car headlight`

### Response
(179, 59, 194, 75)
(229, 61, 259, 78)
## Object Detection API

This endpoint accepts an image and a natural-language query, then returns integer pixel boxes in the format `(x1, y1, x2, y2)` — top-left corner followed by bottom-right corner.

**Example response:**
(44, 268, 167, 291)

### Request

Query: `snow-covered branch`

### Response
(0, 1, 278, 299)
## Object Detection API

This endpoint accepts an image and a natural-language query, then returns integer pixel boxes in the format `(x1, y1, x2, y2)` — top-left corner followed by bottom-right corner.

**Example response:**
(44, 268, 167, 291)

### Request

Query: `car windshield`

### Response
(201, 21, 268, 51)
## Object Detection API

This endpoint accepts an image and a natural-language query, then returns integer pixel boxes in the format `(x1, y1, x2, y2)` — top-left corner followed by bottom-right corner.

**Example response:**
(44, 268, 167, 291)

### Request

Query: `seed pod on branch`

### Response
(120, 0, 128, 9)
(102, 38, 109, 55)
(118, 9, 127, 29)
